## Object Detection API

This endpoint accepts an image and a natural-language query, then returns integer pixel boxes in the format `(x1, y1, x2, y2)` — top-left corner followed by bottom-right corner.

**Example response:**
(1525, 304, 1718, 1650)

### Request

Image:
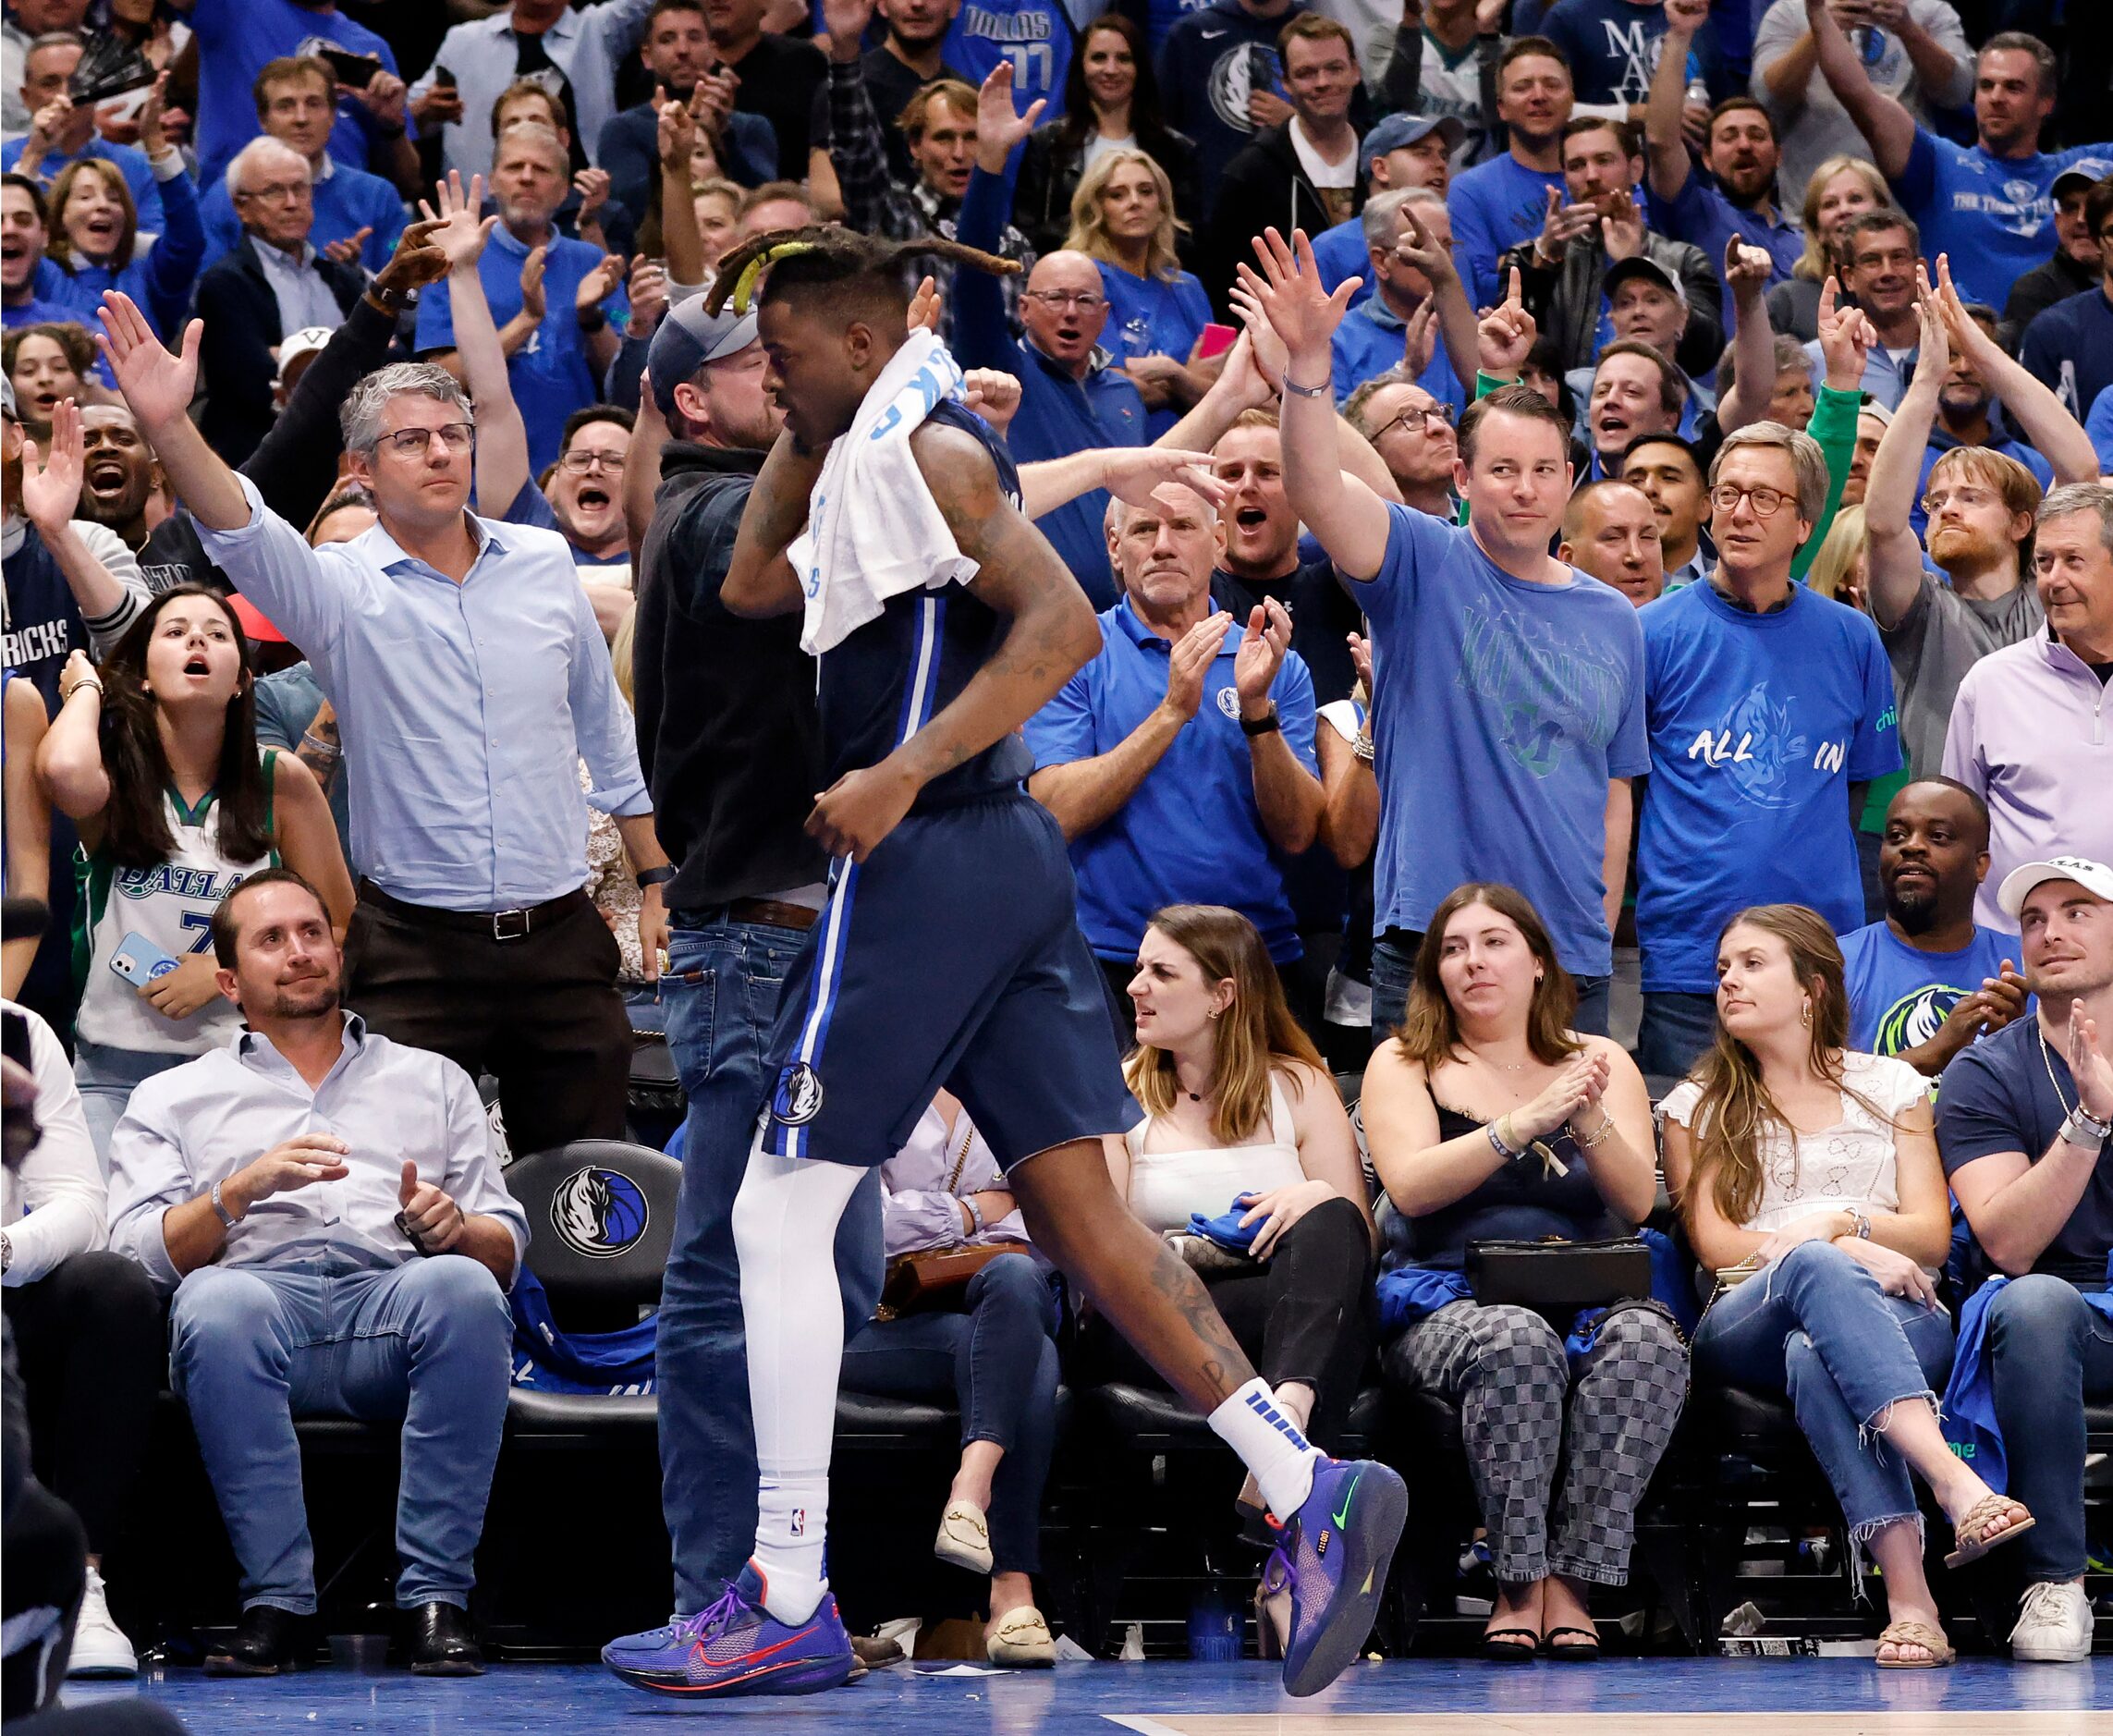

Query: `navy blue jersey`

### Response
(815, 398, 1032, 806)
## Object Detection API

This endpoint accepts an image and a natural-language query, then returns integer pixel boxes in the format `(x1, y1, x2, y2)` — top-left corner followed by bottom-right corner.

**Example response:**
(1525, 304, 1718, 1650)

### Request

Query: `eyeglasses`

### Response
(376, 422, 475, 458)
(1921, 484, 1999, 516)
(238, 178, 313, 206)
(558, 448, 626, 474)
(1374, 401, 1454, 440)
(1709, 483, 1792, 518)
(1023, 290, 1106, 312)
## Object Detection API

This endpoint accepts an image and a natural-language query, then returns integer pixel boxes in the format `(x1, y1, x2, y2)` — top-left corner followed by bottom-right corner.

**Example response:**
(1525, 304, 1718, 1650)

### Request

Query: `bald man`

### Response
(1559, 478, 1667, 606)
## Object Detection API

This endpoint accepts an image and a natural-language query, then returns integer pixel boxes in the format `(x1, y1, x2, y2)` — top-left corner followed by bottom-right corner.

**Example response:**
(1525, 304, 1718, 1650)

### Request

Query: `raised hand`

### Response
(1402, 299, 1437, 376)
(1533, 183, 1597, 264)
(1391, 202, 1456, 285)
(1664, 0, 1711, 28)
(323, 225, 374, 267)
(821, 0, 877, 56)
(1930, 252, 1998, 367)
(1598, 188, 1645, 262)
(975, 61, 1044, 170)
(962, 366, 1022, 436)
(1226, 284, 1290, 396)
(577, 251, 627, 312)
(1815, 273, 1875, 391)
(137, 71, 171, 159)
(907, 272, 941, 334)
(93, 294, 199, 434)
(1475, 265, 1538, 378)
(627, 256, 669, 336)
(1347, 630, 1374, 694)
(573, 165, 611, 218)
(657, 84, 696, 172)
(418, 171, 497, 272)
(353, 69, 408, 128)
(1910, 265, 1948, 378)
(1164, 612, 1234, 721)
(1238, 226, 1359, 377)
(2070, 1001, 2113, 1122)
(18, 397, 85, 532)
(1099, 446, 1232, 511)
(1233, 596, 1293, 708)
(691, 68, 739, 136)
(1723, 230, 1773, 301)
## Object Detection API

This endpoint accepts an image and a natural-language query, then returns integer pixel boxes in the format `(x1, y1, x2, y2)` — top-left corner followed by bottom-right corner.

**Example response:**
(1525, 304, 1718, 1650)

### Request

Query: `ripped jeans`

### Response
(1692, 1240, 1956, 1572)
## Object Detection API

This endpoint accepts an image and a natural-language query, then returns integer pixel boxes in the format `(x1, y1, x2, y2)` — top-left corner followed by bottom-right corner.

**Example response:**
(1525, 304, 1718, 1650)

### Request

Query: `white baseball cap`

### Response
(1997, 855, 2113, 918)
(275, 326, 336, 384)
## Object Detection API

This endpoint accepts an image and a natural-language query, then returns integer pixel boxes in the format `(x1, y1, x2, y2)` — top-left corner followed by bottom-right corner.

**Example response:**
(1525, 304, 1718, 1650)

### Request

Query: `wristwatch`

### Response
(1240, 704, 1282, 738)
(577, 306, 608, 336)
(635, 864, 677, 891)
(2059, 1104, 2112, 1149)
(210, 1179, 238, 1229)
(1848, 1208, 1872, 1241)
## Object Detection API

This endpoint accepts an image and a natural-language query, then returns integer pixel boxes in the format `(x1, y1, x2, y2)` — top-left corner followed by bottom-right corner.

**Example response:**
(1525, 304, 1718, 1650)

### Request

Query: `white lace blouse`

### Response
(1662, 1052, 1934, 1261)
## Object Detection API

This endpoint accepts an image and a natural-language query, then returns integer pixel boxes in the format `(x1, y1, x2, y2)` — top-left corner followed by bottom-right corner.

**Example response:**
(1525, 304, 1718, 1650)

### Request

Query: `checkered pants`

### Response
(1383, 1298, 1689, 1586)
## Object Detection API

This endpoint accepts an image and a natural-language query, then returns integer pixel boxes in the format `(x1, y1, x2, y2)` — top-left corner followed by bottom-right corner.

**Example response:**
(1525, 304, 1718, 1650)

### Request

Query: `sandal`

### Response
(1480, 1628, 1540, 1663)
(1542, 1625, 1601, 1663)
(1875, 1619, 1955, 1669)
(1943, 1493, 2036, 1570)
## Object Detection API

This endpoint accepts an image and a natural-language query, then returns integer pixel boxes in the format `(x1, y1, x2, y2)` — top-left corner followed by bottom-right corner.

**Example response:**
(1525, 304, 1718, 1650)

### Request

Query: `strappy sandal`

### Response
(1480, 1628, 1540, 1663)
(1943, 1493, 2036, 1569)
(1876, 1619, 1955, 1669)
(1541, 1625, 1601, 1663)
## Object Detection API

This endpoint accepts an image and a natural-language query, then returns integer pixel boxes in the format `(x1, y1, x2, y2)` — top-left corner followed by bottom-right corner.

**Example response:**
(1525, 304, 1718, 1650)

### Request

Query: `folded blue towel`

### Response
(1187, 1194, 1270, 1253)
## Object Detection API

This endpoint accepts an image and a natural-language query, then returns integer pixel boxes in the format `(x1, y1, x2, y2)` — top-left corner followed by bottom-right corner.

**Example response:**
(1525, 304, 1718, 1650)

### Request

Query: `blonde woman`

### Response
(1767, 155, 1892, 341)
(1670, 904, 2034, 1669)
(1065, 149, 1213, 434)
(1804, 503, 1869, 611)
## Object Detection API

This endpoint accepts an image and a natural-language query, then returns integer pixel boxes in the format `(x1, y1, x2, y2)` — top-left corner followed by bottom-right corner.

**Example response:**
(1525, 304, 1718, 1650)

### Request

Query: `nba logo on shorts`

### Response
(773, 1061, 824, 1127)
(791, 1509, 806, 1537)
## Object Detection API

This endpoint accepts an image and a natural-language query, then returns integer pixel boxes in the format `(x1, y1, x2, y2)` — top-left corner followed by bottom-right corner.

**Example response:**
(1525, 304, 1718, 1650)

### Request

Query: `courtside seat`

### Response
(1082, 1381, 1385, 1459)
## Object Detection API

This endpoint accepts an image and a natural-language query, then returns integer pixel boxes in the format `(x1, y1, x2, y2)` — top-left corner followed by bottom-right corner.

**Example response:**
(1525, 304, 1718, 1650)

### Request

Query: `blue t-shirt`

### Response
(1330, 295, 1465, 410)
(2018, 285, 2113, 424)
(1096, 260, 1213, 440)
(1838, 918, 2018, 1059)
(1647, 170, 1802, 326)
(1448, 153, 1565, 314)
(1892, 129, 2113, 313)
(1938, 1015, 2113, 1287)
(2091, 381, 2113, 475)
(1357, 506, 1649, 978)
(200, 159, 405, 274)
(1636, 581, 1901, 993)
(946, 0, 1073, 160)
(413, 226, 628, 476)
(1542, 0, 1671, 108)
(0, 137, 163, 235)
(1023, 595, 1319, 963)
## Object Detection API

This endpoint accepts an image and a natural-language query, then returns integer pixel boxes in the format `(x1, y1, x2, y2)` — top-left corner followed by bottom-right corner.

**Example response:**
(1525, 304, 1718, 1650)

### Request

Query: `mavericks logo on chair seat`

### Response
(550, 1166, 651, 1259)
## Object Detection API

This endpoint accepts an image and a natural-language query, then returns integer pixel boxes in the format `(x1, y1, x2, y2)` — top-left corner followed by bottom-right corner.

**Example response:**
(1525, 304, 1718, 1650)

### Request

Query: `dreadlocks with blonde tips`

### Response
(703, 226, 1021, 321)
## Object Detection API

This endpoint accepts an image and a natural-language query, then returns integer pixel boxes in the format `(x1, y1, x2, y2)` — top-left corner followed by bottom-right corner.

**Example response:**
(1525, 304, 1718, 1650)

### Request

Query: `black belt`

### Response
(357, 879, 589, 943)
(672, 899, 820, 933)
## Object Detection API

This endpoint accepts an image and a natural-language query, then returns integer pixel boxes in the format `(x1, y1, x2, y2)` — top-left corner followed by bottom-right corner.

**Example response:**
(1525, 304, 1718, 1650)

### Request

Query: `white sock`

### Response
(730, 1129, 868, 1625)
(1208, 1376, 1323, 1521)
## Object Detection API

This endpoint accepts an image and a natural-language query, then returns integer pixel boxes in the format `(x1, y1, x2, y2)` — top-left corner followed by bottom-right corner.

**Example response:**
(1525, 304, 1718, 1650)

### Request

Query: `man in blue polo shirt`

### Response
(1331, 189, 1473, 410)
(956, 159, 1143, 606)
(1804, 1, 2113, 312)
(1023, 480, 1323, 1040)
(1643, 0, 1801, 315)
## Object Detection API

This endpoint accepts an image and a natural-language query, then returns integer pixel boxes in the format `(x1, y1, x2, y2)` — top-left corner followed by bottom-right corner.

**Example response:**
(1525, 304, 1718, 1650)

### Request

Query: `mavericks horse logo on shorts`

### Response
(550, 1166, 652, 1259)
(773, 1061, 824, 1127)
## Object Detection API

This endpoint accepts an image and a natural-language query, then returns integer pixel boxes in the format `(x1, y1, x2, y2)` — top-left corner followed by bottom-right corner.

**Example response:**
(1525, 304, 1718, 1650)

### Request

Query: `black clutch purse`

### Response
(1466, 1236, 1652, 1315)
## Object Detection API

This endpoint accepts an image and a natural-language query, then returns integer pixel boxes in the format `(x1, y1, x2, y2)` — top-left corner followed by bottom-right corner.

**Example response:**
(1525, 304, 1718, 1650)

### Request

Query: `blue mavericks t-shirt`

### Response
(1541, 0, 1671, 108)
(1838, 919, 2018, 1059)
(1024, 598, 1320, 964)
(190, 0, 405, 190)
(1636, 581, 1901, 993)
(947, 0, 1073, 133)
(1447, 153, 1566, 315)
(1096, 261, 1213, 438)
(1357, 506, 1649, 980)
(1893, 128, 2113, 312)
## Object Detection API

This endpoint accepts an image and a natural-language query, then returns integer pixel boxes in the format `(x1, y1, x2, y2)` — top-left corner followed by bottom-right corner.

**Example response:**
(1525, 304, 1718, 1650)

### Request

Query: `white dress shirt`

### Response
(106, 1012, 529, 1295)
(1, 1001, 105, 1287)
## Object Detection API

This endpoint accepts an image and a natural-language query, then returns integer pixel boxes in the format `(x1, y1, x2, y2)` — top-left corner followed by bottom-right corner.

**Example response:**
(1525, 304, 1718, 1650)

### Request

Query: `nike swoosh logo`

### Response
(691, 1630, 804, 1671)
(1332, 1473, 1361, 1529)
(1201, 27, 1227, 37)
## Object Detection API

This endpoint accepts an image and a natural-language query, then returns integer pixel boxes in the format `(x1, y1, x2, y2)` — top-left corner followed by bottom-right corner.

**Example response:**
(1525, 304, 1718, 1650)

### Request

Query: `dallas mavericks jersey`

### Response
(73, 753, 279, 1055)
(814, 398, 1033, 807)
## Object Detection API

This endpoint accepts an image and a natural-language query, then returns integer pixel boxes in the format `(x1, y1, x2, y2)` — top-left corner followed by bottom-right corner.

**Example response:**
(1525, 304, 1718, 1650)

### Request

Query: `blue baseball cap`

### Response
(647, 294, 760, 416)
(1362, 113, 1465, 176)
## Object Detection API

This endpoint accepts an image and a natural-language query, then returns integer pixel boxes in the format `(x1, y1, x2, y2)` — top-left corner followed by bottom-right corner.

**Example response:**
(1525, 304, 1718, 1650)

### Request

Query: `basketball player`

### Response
(600, 228, 1407, 1701)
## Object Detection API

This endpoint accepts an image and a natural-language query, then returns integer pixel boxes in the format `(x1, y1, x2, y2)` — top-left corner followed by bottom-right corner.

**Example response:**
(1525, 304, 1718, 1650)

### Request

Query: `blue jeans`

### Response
(1369, 933, 1610, 1050)
(1984, 1274, 2113, 1583)
(73, 1040, 189, 1177)
(841, 1253, 1061, 1576)
(1692, 1241, 1954, 1557)
(655, 918, 885, 1615)
(167, 1257, 512, 1613)
(1636, 990, 1718, 1080)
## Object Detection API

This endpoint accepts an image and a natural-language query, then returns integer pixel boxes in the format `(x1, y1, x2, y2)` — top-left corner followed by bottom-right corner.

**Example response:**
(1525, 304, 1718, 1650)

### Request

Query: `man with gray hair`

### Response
(96, 289, 674, 1160)
(414, 121, 628, 472)
(1943, 483, 2113, 933)
(1632, 420, 1903, 1076)
(193, 135, 365, 466)
(1022, 482, 1324, 1045)
(1329, 189, 1476, 410)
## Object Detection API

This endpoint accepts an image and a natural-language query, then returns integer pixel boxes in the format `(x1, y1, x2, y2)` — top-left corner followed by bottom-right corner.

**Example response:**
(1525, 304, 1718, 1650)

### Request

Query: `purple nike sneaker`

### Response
(602, 1563, 853, 1698)
(1268, 1455, 1409, 1697)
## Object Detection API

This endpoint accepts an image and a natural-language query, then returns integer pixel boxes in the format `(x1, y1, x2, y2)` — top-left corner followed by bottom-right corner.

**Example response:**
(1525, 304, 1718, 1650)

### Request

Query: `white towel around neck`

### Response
(789, 328, 979, 656)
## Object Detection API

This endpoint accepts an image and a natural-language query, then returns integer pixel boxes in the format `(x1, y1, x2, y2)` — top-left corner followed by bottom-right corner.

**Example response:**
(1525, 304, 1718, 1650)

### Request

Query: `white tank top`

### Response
(74, 755, 278, 1056)
(1124, 1073, 1308, 1235)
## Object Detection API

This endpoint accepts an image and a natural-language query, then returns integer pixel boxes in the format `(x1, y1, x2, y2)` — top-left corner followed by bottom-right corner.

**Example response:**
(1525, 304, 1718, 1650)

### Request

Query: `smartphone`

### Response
(110, 932, 180, 988)
(318, 46, 385, 91)
(1196, 323, 1239, 361)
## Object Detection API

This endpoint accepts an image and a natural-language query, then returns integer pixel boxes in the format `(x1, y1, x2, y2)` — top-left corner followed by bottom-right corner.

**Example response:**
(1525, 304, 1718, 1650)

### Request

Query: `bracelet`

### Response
(1849, 1208, 1872, 1241)
(963, 1195, 986, 1238)
(2059, 1105, 2112, 1149)
(299, 731, 340, 763)
(65, 679, 103, 703)
(1487, 1115, 1526, 1161)
(1281, 373, 1330, 399)
(1240, 704, 1281, 738)
(635, 864, 677, 890)
(1575, 1110, 1615, 1149)
(1352, 730, 1374, 764)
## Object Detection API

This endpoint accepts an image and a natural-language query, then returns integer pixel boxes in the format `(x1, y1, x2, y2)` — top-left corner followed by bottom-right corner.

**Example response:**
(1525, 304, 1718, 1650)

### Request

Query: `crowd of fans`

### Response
(2, 0, 2111, 1704)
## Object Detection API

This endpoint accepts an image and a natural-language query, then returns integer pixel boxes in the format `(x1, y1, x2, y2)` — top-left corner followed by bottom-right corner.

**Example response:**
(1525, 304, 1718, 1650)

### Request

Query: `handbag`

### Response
(1466, 1236, 1653, 1315)
(874, 1115, 1011, 1320)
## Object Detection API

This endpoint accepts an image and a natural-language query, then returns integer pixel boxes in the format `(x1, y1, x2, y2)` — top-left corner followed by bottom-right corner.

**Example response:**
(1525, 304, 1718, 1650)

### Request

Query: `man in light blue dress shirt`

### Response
(106, 871, 528, 1677)
(100, 291, 675, 1157)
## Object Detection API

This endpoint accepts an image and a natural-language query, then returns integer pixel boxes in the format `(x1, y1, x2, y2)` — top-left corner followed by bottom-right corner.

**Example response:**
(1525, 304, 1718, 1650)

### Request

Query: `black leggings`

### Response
(2, 1253, 162, 1556)
(1083, 1195, 1374, 1449)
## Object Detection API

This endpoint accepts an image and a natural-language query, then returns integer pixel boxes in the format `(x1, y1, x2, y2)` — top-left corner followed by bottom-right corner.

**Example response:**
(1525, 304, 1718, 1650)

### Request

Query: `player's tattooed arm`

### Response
(723, 430, 827, 617)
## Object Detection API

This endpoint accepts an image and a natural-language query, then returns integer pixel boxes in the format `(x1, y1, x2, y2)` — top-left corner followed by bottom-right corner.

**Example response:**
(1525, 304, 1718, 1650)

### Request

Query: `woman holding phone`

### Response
(36, 532, 352, 1165)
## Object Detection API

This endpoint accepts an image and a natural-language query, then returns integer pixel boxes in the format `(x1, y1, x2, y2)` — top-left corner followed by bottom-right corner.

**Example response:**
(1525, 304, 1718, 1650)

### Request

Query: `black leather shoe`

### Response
(404, 1601, 484, 1676)
(204, 1606, 313, 1676)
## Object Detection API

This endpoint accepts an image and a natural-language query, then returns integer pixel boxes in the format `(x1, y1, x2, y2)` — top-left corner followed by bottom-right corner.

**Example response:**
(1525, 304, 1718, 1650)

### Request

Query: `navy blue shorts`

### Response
(761, 794, 1138, 1171)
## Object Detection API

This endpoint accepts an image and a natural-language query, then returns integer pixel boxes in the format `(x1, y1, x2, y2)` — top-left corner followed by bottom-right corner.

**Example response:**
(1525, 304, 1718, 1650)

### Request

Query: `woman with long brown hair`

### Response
(1668, 904, 2033, 1668)
(1362, 883, 1682, 1663)
(1099, 907, 1372, 1533)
